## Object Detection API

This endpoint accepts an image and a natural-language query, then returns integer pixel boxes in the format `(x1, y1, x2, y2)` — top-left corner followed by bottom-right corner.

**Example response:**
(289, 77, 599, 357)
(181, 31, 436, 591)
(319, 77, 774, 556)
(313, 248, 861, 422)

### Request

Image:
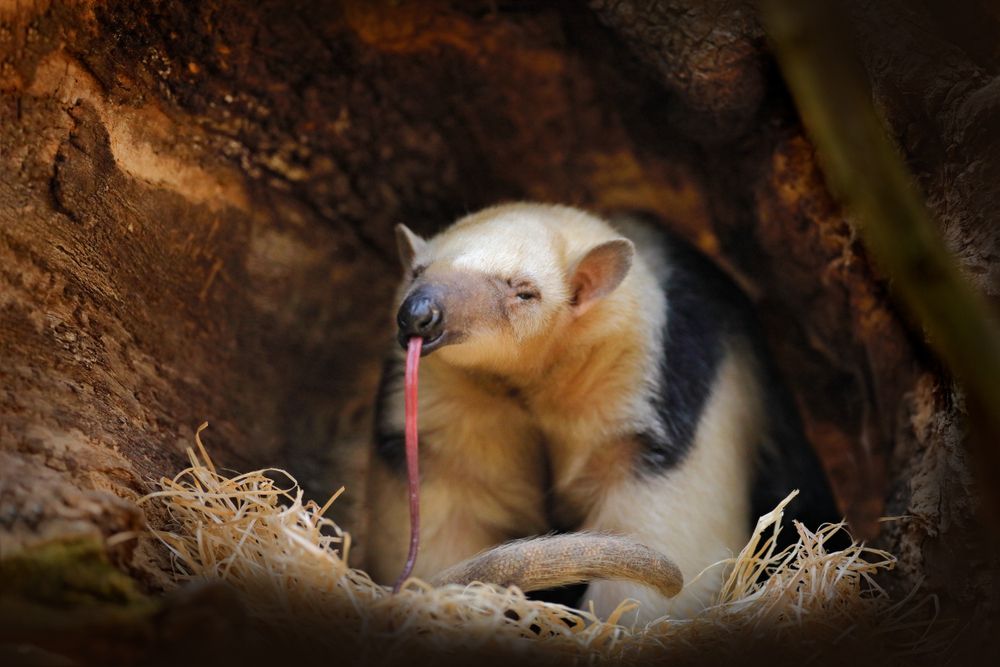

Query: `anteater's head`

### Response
(393, 204, 635, 372)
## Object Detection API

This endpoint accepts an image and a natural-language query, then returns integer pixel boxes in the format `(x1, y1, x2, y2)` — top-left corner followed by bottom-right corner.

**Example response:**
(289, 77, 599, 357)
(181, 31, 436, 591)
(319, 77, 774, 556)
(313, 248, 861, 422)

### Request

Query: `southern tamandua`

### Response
(365, 203, 839, 623)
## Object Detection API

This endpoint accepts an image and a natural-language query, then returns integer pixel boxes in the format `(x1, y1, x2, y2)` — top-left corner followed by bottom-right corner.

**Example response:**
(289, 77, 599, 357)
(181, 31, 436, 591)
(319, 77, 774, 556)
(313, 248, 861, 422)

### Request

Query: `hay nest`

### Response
(134, 428, 942, 665)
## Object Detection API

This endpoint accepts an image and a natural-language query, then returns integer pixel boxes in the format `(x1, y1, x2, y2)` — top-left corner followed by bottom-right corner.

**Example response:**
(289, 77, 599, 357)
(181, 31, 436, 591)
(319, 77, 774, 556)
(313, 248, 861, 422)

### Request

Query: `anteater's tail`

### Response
(430, 533, 683, 599)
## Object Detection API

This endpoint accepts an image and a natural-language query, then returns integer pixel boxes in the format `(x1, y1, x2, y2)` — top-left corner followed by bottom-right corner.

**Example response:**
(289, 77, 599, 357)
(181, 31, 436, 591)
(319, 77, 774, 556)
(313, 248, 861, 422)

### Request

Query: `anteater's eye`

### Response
(507, 277, 538, 301)
(411, 265, 425, 280)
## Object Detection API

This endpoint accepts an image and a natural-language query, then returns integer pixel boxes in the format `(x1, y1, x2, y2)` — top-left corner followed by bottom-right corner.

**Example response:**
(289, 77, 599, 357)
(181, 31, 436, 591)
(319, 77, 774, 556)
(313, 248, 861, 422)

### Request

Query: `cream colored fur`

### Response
(582, 350, 761, 624)
(367, 203, 762, 623)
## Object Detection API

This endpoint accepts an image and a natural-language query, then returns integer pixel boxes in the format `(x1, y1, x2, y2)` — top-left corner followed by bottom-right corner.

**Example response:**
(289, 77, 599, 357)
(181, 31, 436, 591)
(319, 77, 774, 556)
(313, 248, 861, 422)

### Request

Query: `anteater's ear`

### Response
(395, 224, 427, 272)
(570, 239, 634, 316)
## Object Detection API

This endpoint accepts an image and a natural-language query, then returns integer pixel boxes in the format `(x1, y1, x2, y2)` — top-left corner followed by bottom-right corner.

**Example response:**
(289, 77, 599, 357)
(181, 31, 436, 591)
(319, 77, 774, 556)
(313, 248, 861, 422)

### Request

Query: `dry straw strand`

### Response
(133, 437, 941, 664)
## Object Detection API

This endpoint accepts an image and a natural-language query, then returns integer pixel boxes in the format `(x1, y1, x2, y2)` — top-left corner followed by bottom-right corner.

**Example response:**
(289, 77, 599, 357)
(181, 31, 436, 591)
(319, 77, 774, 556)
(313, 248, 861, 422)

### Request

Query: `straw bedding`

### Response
(134, 426, 942, 666)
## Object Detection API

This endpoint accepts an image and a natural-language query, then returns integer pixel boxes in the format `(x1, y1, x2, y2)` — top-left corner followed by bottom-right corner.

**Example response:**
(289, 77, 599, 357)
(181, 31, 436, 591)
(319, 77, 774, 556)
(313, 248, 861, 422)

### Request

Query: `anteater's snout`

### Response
(397, 289, 444, 349)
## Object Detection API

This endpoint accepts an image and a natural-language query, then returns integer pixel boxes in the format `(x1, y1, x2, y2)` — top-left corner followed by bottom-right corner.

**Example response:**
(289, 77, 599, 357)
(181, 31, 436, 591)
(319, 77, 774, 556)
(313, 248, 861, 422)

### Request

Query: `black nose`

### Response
(397, 291, 444, 343)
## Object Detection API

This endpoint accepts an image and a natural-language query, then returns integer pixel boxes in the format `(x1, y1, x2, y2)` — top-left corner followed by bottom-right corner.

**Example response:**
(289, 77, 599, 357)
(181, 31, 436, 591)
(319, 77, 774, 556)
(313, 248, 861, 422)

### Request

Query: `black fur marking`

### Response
(626, 216, 840, 543)
(373, 352, 407, 472)
(639, 228, 755, 470)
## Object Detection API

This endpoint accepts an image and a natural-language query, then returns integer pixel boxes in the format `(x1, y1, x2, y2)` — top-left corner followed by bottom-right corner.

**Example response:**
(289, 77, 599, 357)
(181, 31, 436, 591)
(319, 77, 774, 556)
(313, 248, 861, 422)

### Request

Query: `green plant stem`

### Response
(761, 0, 1000, 515)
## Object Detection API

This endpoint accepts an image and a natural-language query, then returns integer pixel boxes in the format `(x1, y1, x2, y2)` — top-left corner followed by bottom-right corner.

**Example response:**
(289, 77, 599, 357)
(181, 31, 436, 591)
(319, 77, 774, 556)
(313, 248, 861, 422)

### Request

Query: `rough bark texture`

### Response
(1, 0, 998, 658)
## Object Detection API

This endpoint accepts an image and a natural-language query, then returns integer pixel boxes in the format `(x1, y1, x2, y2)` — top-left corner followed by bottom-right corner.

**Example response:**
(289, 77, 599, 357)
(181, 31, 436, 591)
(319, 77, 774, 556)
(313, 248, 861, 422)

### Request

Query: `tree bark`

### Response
(1, 0, 997, 655)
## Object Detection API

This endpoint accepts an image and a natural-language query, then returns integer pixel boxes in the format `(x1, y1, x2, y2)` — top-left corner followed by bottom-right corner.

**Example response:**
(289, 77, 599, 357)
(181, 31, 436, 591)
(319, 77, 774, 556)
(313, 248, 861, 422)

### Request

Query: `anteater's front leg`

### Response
(366, 363, 548, 586)
(366, 455, 536, 583)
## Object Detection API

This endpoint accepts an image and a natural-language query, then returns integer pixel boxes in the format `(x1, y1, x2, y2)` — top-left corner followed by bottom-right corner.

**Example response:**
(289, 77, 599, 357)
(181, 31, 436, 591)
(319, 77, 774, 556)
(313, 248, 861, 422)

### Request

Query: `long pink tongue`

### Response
(393, 336, 423, 593)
